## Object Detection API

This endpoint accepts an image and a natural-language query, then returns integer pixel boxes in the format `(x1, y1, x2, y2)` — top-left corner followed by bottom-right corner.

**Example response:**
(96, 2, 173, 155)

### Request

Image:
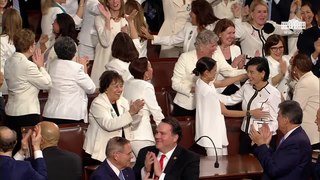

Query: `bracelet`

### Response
(79, 4, 84, 7)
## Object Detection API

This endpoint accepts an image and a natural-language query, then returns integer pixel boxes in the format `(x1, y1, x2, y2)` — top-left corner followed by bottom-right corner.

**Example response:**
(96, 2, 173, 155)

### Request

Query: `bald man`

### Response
(0, 126, 47, 180)
(38, 121, 82, 180)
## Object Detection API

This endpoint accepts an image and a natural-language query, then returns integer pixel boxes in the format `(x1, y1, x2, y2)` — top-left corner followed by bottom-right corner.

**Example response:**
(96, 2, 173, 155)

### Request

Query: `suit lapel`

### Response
(104, 160, 120, 179)
(164, 146, 182, 173)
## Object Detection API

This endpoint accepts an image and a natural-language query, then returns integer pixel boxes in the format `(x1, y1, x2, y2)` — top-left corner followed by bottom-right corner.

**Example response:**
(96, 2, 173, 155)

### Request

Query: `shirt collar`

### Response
(158, 145, 177, 159)
(107, 159, 121, 177)
(283, 126, 300, 140)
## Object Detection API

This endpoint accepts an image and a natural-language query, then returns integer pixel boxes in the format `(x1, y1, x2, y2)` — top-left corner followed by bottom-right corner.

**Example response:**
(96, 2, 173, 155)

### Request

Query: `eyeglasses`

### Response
(270, 46, 284, 52)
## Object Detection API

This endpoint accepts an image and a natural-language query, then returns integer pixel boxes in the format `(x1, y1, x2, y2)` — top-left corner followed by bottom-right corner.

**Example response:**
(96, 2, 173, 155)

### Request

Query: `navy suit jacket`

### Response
(90, 160, 135, 180)
(253, 126, 312, 180)
(133, 145, 200, 180)
(43, 146, 82, 180)
(0, 155, 47, 180)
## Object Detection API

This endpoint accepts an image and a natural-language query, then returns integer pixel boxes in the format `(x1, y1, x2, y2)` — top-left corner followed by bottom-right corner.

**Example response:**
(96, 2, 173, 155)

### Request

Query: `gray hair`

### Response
(194, 30, 219, 50)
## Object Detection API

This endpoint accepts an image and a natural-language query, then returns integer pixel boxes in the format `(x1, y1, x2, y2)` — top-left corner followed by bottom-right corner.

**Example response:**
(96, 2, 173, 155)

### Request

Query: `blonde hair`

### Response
(125, 0, 148, 39)
(104, 0, 125, 18)
(41, 0, 55, 15)
(247, 0, 268, 23)
(1, 8, 22, 42)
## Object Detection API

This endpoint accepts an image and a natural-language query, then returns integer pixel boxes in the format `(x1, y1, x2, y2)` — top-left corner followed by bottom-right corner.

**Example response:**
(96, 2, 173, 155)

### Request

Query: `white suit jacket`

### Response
(153, 22, 215, 53)
(43, 60, 96, 122)
(172, 50, 246, 110)
(293, 71, 320, 144)
(123, 79, 164, 142)
(4, 52, 52, 116)
(106, 59, 132, 82)
(77, 0, 100, 47)
(0, 34, 15, 96)
(195, 79, 228, 149)
(83, 93, 134, 161)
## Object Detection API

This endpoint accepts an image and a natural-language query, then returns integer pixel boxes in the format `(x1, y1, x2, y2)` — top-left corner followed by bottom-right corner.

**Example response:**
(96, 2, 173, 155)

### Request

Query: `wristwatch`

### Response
(246, 111, 251, 117)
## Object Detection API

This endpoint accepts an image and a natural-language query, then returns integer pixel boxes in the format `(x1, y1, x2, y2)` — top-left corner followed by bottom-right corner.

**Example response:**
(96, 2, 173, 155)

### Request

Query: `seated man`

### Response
(14, 121, 82, 180)
(133, 117, 200, 180)
(0, 126, 47, 180)
(249, 100, 312, 179)
(91, 136, 135, 180)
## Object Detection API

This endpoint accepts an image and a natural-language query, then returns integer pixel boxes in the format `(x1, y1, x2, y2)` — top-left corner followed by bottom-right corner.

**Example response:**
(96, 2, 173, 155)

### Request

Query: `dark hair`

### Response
(55, 13, 78, 44)
(191, 0, 218, 30)
(192, 57, 217, 76)
(161, 117, 183, 143)
(0, 126, 17, 152)
(129, 57, 148, 79)
(105, 136, 130, 158)
(99, 70, 124, 93)
(301, 1, 316, 25)
(214, 18, 235, 45)
(278, 100, 303, 124)
(13, 29, 35, 53)
(264, 34, 286, 56)
(111, 32, 139, 63)
(54, 36, 76, 60)
(245, 57, 270, 81)
(291, 54, 313, 73)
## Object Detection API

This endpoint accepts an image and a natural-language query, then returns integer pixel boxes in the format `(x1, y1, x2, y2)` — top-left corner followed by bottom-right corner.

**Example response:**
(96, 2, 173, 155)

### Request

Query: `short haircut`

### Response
(278, 100, 303, 124)
(264, 34, 286, 56)
(194, 30, 218, 50)
(191, 0, 218, 30)
(105, 136, 130, 158)
(245, 57, 270, 81)
(99, 70, 124, 93)
(161, 117, 183, 143)
(0, 126, 17, 152)
(291, 54, 313, 73)
(192, 57, 217, 76)
(111, 32, 139, 63)
(214, 18, 235, 45)
(54, 36, 76, 60)
(129, 57, 148, 79)
(13, 29, 35, 53)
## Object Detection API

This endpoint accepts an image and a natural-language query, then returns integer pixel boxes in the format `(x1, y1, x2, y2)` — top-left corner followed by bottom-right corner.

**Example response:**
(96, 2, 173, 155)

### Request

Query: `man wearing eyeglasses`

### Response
(90, 137, 135, 180)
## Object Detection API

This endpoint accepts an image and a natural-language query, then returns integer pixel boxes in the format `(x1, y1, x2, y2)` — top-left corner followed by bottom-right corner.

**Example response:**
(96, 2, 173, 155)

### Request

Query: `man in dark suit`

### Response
(39, 121, 82, 180)
(297, 9, 320, 77)
(312, 108, 320, 179)
(249, 100, 312, 180)
(133, 117, 200, 180)
(0, 125, 47, 180)
(91, 136, 136, 180)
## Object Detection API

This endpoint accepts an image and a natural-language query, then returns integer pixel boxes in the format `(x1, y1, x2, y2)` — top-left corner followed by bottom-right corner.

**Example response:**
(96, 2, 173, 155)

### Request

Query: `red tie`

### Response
(154, 154, 166, 180)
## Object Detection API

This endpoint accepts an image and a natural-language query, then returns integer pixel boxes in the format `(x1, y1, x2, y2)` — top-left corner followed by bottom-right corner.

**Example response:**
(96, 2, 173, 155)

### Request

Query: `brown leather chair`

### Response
(150, 58, 177, 89)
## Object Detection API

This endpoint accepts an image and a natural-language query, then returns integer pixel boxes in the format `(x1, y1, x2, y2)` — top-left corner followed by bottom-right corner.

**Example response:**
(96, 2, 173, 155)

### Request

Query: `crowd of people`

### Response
(0, 0, 319, 179)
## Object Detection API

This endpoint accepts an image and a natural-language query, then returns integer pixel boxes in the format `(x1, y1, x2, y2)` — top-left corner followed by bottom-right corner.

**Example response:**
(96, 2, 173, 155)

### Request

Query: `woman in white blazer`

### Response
(264, 35, 291, 100)
(41, 0, 84, 48)
(194, 57, 266, 156)
(43, 37, 96, 124)
(4, 29, 52, 152)
(105, 32, 139, 82)
(90, 1, 128, 87)
(291, 54, 320, 145)
(171, 30, 246, 116)
(142, 0, 218, 55)
(218, 57, 281, 154)
(123, 58, 165, 156)
(213, 18, 246, 96)
(83, 70, 144, 162)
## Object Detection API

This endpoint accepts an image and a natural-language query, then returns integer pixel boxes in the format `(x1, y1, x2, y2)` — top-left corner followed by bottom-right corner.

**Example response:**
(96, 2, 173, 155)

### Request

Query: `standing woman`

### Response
(83, 70, 144, 162)
(141, 0, 218, 55)
(4, 29, 52, 152)
(0, 0, 10, 33)
(123, 57, 165, 156)
(219, 57, 281, 154)
(291, 54, 320, 145)
(90, 0, 128, 87)
(194, 57, 267, 156)
(264, 34, 291, 100)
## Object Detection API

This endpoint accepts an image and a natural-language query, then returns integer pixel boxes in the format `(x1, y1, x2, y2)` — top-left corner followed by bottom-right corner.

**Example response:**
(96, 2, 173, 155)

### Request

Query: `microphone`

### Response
(194, 135, 219, 168)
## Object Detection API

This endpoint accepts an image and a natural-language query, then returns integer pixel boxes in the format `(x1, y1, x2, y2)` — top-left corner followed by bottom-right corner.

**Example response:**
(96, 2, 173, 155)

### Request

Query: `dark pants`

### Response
(42, 117, 84, 125)
(0, 97, 5, 125)
(5, 114, 40, 154)
(172, 103, 195, 117)
(239, 131, 277, 154)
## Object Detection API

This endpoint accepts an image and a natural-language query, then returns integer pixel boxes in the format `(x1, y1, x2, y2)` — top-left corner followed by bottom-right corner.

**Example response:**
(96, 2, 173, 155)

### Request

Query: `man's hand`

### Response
(19, 129, 32, 156)
(152, 153, 162, 177)
(31, 125, 42, 151)
(249, 123, 272, 146)
(144, 151, 155, 173)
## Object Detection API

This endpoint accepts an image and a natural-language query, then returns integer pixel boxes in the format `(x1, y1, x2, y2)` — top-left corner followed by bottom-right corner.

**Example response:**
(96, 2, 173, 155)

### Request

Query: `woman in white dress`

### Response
(264, 34, 291, 100)
(90, 0, 128, 86)
(194, 57, 266, 156)
(123, 57, 164, 156)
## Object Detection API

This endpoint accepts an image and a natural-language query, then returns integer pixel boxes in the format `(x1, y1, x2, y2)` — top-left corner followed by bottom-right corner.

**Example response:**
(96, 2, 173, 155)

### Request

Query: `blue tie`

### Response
(119, 170, 125, 180)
